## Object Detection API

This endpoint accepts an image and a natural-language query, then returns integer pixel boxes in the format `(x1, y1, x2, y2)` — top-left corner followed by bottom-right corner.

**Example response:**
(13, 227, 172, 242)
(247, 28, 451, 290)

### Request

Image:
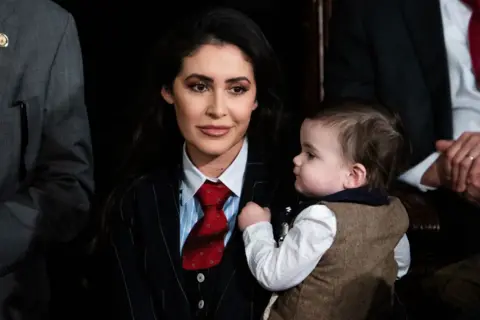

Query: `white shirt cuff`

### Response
(394, 234, 411, 279)
(399, 152, 440, 192)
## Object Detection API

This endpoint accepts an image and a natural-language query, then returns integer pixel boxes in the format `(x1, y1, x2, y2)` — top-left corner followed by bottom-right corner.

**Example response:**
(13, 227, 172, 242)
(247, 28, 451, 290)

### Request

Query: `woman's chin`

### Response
(193, 140, 241, 158)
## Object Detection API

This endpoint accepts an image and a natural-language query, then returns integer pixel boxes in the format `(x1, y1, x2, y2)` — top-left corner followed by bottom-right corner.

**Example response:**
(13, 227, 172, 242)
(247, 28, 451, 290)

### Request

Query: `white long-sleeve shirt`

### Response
(243, 204, 410, 291)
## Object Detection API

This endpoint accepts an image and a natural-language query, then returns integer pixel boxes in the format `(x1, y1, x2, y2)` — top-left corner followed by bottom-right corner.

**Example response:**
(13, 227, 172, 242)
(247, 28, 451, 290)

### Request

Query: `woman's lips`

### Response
(198, 126, 231, 137)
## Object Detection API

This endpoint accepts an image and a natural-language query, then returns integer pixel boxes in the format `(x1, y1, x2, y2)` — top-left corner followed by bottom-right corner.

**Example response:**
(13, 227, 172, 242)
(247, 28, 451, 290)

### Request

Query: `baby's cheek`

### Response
(311, 174, 328, 191)
(300, 175, 315, 191)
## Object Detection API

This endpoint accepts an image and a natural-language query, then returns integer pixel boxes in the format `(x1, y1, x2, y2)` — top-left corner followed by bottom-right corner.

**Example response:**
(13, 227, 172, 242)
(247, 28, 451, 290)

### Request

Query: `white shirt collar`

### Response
(181, 139, 248, 204)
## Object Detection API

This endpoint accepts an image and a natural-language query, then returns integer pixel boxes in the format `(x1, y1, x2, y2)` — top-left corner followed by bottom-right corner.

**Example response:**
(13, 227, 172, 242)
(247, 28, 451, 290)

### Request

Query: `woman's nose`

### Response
(207, 90, 227, 118)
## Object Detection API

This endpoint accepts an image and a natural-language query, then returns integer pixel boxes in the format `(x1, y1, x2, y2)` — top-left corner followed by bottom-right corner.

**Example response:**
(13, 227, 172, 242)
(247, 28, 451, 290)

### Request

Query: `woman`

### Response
(104, 7, 297, 320)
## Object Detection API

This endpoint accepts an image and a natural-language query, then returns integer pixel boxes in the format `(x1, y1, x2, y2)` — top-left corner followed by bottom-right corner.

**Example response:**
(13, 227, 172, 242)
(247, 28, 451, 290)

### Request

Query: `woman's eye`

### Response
(190, 83, 208, 92)
(229, 86, 247, 95)
(306, 152, 315, 159)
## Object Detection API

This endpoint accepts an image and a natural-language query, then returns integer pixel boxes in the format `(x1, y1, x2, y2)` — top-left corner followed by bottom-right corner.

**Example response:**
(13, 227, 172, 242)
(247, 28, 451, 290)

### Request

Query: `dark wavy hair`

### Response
(118, 7, 286, 178)
(90, 8, 287, 248)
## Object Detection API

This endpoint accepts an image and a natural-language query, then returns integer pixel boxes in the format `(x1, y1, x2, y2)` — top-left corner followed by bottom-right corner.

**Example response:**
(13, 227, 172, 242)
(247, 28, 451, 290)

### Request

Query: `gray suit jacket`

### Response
(0, 0, 94, 318)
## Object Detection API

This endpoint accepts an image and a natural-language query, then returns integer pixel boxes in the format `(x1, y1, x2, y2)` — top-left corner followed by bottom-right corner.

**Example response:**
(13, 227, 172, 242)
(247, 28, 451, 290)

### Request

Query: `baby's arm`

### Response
(241, 204, 337, 291)
(394, 233, 411, 279)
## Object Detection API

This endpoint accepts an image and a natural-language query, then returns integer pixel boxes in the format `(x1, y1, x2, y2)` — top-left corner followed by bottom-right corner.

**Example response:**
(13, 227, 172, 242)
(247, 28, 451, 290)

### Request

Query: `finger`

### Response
(437, 141, 457, 181)
(442, 134, 470, 183)
(456, 156, 474, 192)
(246, 201, 260, 209)
(435, 140, 453, 183)
(468, 156, 480, 186)
(453, 135, 479, 191)
(436, 139, 454, 152)
(462, 137, 480, 190)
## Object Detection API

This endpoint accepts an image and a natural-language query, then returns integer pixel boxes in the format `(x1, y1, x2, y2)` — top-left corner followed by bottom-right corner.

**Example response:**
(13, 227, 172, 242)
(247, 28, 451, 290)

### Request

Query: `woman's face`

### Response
(162, 43, 257, 161)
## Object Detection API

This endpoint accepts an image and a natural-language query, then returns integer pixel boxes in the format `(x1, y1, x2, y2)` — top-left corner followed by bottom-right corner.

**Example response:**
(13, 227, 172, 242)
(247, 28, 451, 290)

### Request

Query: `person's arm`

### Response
(242, 205, 336, 291)
(399, 153, 440, 191)
(0, 15, 93, 271)
(394, 234, 411, 279)
(324, 0, 375, 101)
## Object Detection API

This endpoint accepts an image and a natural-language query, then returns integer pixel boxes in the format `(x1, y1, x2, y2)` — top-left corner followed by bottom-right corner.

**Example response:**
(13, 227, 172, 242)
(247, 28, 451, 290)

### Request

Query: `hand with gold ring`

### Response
(421, 152, 449, 188)
(464, 153, 480, 207)
(436, 132, 480, 193)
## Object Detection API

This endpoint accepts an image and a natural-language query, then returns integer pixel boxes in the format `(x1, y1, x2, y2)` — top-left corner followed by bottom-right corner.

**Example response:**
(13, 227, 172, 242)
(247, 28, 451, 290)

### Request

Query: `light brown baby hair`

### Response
(307, 100, 411, 191)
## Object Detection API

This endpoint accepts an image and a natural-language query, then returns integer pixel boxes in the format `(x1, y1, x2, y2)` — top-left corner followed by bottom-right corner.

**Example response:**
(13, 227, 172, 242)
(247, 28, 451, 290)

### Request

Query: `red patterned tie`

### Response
(463, 0, 480, 84)
(182, 181, 231, 270)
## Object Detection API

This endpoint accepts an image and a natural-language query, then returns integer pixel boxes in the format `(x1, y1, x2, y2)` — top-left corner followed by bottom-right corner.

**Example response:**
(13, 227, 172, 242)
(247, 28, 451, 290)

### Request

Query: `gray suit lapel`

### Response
(0, 0, 16, 24)
(0, 1, 21, 192)
(0, 0, 19, 109)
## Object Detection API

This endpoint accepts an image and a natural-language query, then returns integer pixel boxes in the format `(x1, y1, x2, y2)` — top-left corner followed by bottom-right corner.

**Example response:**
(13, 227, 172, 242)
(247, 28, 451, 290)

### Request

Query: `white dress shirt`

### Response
(243, 204, 410, 292)
(179, 139, 248, 252)
(399, 0, 480, 191)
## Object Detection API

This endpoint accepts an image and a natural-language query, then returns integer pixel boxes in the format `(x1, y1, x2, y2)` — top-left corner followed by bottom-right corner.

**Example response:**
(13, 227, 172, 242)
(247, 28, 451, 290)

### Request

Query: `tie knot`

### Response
(196, 181, 231, 208)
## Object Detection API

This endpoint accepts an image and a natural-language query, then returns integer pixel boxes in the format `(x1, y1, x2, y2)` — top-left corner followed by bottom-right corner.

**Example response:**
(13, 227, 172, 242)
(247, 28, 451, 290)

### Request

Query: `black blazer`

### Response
(324, 0, 452, 166)
(107, 142, 296, 320)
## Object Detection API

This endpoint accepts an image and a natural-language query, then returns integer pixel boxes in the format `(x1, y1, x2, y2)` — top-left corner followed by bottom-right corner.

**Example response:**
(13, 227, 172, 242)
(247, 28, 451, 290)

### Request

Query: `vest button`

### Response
(197, 273, 205, 283)
(198, 300, 205, 309)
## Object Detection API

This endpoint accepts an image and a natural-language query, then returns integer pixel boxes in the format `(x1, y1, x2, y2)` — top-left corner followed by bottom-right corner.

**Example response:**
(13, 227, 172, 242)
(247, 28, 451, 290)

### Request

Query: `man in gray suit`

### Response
(0, 0, 94, 318)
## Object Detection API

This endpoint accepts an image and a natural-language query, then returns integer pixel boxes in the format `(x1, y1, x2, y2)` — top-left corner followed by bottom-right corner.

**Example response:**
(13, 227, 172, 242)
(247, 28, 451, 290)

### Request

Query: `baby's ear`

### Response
(344, 163, 367, 189)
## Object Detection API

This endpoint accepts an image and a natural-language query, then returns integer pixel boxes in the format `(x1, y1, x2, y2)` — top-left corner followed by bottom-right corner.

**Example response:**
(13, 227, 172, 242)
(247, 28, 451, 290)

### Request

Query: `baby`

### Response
(238, 101, 411, 320)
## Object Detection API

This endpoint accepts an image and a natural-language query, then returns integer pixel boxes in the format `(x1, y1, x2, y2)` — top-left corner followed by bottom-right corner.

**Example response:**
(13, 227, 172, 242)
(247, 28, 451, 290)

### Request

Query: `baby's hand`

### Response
(238, 201, 271, 231)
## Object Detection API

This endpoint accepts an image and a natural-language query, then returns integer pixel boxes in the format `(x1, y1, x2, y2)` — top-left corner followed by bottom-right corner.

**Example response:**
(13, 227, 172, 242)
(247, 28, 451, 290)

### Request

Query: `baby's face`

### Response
(293, 119, 350, 197)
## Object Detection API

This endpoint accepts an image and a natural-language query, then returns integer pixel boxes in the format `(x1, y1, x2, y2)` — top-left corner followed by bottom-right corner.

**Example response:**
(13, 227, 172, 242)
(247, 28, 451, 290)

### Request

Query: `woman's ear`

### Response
(161, 86, 174, 104)
(252, 100, 258, 110)
(344, 163, 367, 189)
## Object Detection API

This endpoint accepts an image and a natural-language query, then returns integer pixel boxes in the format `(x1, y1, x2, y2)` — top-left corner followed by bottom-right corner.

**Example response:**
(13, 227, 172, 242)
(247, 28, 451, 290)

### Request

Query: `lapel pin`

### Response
(0, 33, 9, 47)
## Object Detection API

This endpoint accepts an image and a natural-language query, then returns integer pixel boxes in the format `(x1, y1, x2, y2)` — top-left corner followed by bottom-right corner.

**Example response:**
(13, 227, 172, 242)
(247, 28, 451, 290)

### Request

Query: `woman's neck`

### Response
(186, 139, 245, 178)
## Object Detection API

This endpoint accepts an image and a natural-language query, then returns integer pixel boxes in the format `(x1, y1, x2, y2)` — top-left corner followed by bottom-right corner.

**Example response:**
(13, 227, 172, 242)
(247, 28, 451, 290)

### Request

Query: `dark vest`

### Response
(182, 230, 248, 319)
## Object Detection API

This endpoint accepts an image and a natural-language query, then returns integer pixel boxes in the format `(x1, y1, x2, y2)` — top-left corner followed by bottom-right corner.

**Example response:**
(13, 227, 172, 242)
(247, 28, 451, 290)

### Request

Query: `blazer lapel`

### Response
(213, 143, 274, 315)
(152, 167, 183, 273)
(138, 166, 189, 304)
(233, 141, 273, 245)
(238, 163, 271, 209)
(402, 0, 453, 139)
